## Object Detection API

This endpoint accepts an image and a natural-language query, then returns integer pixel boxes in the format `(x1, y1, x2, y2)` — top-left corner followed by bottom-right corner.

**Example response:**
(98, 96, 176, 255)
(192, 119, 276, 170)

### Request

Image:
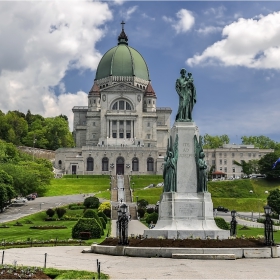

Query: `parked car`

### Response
(26, 194, 36, 200)
(13, 198, 27, 203)
(216, 206, 229, 213)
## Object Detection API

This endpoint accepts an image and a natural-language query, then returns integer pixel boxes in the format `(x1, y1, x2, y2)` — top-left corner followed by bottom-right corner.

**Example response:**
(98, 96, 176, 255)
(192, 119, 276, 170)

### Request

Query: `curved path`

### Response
(2, 246, 280, 279)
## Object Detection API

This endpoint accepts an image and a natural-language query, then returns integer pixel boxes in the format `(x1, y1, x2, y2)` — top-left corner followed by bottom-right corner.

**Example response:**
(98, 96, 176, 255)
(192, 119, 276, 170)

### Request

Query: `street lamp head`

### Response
(264, 205, 272, 215)
(231, 210, 236, 218)
(120, 203, 127, 214)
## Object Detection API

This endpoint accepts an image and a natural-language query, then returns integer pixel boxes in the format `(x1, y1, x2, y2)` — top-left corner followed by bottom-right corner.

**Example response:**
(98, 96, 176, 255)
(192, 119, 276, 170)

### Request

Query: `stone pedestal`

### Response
(144, 122, 230, 240)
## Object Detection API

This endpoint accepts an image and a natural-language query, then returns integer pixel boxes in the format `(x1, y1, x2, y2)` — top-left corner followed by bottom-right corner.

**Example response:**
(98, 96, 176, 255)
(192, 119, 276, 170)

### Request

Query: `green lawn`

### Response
(0, 208, 110, 246)
(45, 176, 111, 196)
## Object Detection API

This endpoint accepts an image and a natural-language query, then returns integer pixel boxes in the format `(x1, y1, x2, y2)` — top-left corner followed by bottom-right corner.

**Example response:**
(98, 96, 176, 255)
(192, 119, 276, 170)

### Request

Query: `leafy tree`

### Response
(202, 134, 230, 149)
(258, 152, 280, 179)
(137, 208, 145, 218)
(267, 189, 280, 215)
(241, 135, 277, 149)
(98, 201, 111, 213)
(0, 184, 8, 213)
(72, 218, 102, 239)
(233, 159, 260, 176)
(145, 212, 158, 224)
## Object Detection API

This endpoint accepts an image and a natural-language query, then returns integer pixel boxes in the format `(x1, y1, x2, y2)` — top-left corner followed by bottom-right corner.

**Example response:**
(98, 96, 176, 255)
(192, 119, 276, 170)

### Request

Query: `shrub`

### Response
(79, 232, 91, 240)
(137, 208, 145, 218)
(69, 204, 86, 210)
(98, 201, 111, 213)
(146, 207, 155, 214)
(83, 210, 104, 235)
(145, 212, 158, 224)
(98, 211, 108, 223)
(72, 218, 102, 239)
(99, 217, 106, 229)
(46, 208, 55, 218)
(214, 217, 230, 230)
(83, 209, 95, 218)
(83, 196, 100, 209)
(138, 199, 149, 208)
(56, 208, 66, 219)
(103, 208, 111, 218)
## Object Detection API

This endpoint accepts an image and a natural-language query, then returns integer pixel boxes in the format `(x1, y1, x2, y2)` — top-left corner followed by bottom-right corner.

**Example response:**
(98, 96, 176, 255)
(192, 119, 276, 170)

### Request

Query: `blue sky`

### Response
(1, 1, 280, 144)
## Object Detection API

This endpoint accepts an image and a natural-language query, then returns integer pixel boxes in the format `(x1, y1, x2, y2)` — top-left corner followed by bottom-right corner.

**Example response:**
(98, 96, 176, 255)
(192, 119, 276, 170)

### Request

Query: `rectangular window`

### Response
(119, 101, 124, 110)
(248, 153, 251, 157)
(224, 159, 227, 164)
(113, 121, 117, 125)
(147, 122, 150, 127)
(220, 167, 222, 171)
(119, 120, 124, 125)
(220, 159, 222, 165)
(147, 134, 150, 139)
(232, 153, 235, 157)
(232, 160, 235, 164)
(253, 153, 256, 157)
(240, 153, 243, 157)
(147, 143, 151, 147)
(224, 167, 227, 172)
(219, 152, 222, 157)
(224, 153, 227, 157)
(93, 122, 95, 126)
(126, 120, 131, 126)
(126, 132, 131, 138)
(112, 133, 117, 138)
(119, 133, 124, 138)
(212, 153, 215, 158)
(212, 160, 215, 165)
(233, 167, 235, 173)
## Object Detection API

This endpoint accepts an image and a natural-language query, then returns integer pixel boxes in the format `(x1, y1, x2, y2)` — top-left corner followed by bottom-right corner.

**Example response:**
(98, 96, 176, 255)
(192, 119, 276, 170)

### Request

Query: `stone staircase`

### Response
(110, 175, 138, 220)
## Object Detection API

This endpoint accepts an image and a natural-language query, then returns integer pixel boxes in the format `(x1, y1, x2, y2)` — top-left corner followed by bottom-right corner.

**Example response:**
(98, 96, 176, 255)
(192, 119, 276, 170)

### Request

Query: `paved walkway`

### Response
(2, 246, 280, 279)
(111, 219, 148, 237)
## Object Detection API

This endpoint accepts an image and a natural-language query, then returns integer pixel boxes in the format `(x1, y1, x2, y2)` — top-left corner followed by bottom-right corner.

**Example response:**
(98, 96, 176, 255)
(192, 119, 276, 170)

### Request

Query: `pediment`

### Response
(101, 82, 142, 93)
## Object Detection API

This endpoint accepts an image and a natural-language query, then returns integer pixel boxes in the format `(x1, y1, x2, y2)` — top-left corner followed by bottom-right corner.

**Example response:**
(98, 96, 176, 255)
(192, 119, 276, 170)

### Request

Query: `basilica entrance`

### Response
(116, 157, 124, 175)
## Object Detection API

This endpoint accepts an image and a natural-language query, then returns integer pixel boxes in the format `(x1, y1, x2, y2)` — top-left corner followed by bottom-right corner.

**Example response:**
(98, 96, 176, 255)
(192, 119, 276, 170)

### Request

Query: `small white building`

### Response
(204, 144, 273, 178)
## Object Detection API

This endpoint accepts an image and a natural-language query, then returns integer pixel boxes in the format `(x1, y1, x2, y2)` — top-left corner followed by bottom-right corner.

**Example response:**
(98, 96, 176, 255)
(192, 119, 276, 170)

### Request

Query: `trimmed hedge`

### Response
(99, 217, 106, 229)
(72, 218, 102, 239)
(145, 212, 158, 224)
(214, 217, 230, 230)
(83, 196, 100, 209)
(83, 210, 104, 235)
(98, 211, 108, 223)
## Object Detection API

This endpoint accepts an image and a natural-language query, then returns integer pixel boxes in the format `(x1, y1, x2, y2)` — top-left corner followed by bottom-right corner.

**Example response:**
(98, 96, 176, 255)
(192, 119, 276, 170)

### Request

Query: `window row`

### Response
(86, 157, 155, 171)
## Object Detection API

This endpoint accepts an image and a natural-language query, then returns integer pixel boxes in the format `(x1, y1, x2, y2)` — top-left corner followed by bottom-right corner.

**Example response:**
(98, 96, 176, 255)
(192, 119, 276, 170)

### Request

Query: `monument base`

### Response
(144, 192, 230, 240)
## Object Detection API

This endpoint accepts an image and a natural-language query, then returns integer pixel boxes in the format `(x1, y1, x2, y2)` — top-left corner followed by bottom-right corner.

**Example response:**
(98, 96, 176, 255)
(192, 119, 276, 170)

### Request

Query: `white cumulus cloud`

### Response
(187, 11, 280, 69)
(163, 9, 195, 34)
(0, 1, 112, 129)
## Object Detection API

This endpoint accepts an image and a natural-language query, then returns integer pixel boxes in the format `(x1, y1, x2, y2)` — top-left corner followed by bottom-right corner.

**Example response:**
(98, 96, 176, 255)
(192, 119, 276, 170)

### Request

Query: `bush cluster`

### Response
(83, 196, 100, 209)
(72, 218, 102, 239)
(214, 217, 230, 230)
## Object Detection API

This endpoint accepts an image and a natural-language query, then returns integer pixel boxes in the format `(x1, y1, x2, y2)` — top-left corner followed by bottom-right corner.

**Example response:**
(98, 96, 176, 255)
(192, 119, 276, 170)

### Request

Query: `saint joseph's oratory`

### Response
(55, 24, 172, 175)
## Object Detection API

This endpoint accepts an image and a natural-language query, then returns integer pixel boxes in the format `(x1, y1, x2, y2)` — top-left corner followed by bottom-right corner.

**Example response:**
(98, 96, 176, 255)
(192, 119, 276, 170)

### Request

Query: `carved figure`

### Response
(163, 135, 178, 192)
(198, 152, 208, 192)
(175, 68, 197, 122)
(194, 135, 208, 192)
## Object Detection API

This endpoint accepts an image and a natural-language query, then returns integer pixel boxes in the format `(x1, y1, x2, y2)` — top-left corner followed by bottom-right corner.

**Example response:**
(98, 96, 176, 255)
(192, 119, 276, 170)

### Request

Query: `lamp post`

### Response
(264, 205, 274, 246)
(230, 210, 237, 237)
(117, 204, 129, 245)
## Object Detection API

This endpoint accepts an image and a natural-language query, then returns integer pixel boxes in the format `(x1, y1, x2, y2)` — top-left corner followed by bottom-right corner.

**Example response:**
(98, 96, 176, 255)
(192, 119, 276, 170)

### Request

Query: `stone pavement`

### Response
(111, 219, 148, 237)
(2, 246, 280, 279)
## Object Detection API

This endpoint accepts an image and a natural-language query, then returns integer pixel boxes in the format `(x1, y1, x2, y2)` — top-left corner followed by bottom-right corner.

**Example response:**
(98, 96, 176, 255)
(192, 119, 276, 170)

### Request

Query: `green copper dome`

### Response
(95, 24, 150, 81)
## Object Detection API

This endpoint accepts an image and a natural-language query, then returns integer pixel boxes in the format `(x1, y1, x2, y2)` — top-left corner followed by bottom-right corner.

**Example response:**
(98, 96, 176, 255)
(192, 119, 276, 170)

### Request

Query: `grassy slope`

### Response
(46, 176, 111, 196)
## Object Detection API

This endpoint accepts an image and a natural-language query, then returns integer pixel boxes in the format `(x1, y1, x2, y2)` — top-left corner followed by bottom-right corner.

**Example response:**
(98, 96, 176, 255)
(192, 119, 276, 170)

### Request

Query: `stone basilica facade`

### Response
(55, 25, 172, 175)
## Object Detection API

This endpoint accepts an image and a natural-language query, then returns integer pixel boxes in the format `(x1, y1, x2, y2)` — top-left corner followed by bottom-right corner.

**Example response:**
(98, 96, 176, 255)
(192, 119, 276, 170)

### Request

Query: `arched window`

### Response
(102, 157, 109, 171)
(132, 157, 139, 171)
(147, 157, 154, 171)
(87, 157, 94, 171)
(112, 100, 133, 111)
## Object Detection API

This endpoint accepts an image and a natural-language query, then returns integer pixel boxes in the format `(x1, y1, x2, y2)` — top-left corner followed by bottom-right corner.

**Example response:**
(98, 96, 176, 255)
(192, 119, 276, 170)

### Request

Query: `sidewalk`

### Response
(111, 219, 148, 237)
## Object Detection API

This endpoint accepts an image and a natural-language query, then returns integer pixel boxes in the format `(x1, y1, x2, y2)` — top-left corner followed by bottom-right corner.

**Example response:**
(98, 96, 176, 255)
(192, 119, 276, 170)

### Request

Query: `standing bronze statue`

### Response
(175, 68, 196, 122)
(194, 135, 208, 192)
(163, 135, 178, 192)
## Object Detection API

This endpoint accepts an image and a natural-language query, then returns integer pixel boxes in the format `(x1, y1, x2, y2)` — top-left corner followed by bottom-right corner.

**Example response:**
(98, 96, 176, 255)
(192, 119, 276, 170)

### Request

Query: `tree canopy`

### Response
(267, 189, 280, 215)
(0, 110, 74, 151)
(202, 134, 230, 149)
(241, 135, 278, 149)
(258, 152, 280, 179)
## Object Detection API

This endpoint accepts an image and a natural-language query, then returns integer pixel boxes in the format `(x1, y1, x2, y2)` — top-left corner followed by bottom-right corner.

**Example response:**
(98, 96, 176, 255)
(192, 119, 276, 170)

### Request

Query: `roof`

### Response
(95, 25, 150, 81)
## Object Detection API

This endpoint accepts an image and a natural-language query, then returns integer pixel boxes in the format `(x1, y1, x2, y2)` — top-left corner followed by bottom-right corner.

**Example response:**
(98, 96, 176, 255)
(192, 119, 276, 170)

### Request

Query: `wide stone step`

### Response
(172, 253, 236, 260)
